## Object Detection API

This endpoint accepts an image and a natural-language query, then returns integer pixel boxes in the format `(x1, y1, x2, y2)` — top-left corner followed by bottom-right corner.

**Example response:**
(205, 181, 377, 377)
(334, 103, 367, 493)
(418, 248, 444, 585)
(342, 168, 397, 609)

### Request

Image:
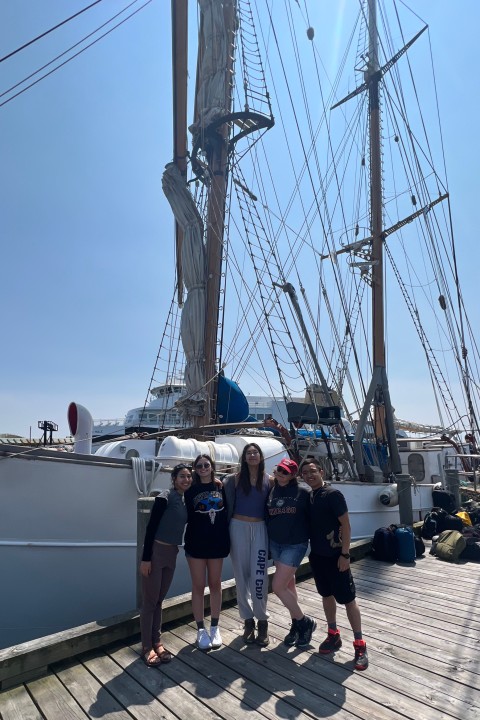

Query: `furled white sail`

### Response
(162, 162, 206, 419)
(189, 0, 231, 138)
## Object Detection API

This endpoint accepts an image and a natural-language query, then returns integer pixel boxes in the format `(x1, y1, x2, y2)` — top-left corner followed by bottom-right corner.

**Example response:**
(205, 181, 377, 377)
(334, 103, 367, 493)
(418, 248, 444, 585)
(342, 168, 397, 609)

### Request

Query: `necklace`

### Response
(310, 487, 323, 504)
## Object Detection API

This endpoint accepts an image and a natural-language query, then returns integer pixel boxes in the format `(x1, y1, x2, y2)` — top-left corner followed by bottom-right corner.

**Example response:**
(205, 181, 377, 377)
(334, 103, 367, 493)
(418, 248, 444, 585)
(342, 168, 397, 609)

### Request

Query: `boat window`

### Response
(407, 453, 425, 482)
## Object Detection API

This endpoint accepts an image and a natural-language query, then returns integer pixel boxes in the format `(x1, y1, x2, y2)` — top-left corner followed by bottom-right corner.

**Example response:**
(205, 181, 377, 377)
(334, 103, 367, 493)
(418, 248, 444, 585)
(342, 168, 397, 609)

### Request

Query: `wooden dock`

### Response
(1, 545, 479, 719)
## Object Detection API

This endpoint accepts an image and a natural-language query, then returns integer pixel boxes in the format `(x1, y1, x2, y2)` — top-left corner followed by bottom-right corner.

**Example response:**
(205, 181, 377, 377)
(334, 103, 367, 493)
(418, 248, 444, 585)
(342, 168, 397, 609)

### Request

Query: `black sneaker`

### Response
(295, 615, 317, 647)
(318, 631, 342, 654)
(243, 618, 256, 644)
(256, 620, 270, 647)
(353, 641, 369, 670)
(283, 619, 299, 646)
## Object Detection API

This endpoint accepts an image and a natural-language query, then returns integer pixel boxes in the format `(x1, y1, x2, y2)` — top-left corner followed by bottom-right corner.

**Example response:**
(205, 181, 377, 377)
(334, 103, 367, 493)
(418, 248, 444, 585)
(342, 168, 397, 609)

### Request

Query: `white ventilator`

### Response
(68, 402, 93, 454)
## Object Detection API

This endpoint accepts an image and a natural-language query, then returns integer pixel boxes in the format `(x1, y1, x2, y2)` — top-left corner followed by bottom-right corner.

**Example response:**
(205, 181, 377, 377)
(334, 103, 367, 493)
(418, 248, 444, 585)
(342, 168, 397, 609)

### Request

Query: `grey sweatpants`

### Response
(229, 518, 269, 621)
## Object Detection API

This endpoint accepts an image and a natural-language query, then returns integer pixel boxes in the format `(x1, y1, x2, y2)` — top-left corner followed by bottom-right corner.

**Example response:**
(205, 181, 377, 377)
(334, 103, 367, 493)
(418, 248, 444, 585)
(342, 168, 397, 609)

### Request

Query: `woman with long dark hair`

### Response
(223, 442, 272, 645)
(139, 463, 192, 666)
(184, 453, 230, 650)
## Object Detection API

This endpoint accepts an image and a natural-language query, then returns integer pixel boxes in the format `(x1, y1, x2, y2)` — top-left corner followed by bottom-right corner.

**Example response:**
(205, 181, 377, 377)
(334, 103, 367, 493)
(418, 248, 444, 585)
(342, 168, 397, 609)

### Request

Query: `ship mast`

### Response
(329, 1, 437, 478)
(171, 0, 188, 306)
(342, 0, 401, 477)
(164, 1, 274, 429)
(367, 0, 386, 441)
(331, 0, 409, 478)
(202, 0, 236, 426)
(187, 0, 273, 427)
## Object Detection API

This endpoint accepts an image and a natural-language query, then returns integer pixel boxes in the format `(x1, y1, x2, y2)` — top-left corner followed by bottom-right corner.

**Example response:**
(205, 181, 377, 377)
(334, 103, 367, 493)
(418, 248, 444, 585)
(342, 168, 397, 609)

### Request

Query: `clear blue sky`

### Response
(0, 0, 478, 438)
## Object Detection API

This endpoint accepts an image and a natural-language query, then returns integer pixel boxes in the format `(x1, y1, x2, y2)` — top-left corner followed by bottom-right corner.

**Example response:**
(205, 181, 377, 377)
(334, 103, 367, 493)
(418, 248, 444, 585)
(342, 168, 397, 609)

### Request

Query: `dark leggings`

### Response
(140, 542, 178, 650)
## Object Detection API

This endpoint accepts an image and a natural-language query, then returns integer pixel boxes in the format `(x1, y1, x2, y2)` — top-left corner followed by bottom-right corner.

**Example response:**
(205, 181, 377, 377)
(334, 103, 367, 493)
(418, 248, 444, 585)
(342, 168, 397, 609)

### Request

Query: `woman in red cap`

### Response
(266, 457, 316, 648)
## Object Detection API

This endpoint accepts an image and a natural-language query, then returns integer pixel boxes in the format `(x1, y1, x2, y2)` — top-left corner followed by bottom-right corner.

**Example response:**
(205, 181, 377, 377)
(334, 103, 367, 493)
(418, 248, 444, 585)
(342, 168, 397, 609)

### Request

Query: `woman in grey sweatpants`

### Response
(224, 443, 273, 645)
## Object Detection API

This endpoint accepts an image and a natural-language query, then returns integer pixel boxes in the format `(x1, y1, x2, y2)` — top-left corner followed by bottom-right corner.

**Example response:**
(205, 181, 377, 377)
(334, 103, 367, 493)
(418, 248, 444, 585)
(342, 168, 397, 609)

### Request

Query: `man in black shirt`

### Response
(301, 459, 368, 671)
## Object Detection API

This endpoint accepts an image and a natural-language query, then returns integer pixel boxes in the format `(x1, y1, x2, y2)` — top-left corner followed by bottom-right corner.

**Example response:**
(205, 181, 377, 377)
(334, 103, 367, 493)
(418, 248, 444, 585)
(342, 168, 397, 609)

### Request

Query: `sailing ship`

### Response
(1, 0, 478, 649)
(146, 0, 478, 485)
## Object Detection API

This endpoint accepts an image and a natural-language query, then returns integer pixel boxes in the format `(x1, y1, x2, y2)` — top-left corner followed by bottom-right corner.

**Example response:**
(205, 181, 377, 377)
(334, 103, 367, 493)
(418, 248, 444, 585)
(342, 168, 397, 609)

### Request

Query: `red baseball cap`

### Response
(276, 458, 299, 475)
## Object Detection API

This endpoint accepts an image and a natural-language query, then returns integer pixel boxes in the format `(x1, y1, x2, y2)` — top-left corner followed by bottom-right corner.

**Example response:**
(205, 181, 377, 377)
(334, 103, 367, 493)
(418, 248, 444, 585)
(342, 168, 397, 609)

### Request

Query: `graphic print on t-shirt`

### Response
(326, 528, 343, 550)
(193, 490, 225, 524)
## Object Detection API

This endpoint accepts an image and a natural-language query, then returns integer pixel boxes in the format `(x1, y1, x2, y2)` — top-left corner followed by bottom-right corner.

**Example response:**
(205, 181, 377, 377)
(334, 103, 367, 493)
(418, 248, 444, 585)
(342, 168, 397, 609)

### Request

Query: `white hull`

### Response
(0, 443, 434, 649)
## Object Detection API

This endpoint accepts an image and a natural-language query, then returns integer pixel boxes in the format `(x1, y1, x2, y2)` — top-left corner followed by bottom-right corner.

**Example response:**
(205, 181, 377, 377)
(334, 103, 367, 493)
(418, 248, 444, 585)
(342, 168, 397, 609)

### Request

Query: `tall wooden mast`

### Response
(330, 2, 439, 478)
(171, 0, 188, 305)
(191, 1, 236, 426)
(331, 0, 404, 477)
(186, 0, 273, 427)
(166, 1, 272, 428)
(202, 0, 236, 425)
(367, 0, 386, 440)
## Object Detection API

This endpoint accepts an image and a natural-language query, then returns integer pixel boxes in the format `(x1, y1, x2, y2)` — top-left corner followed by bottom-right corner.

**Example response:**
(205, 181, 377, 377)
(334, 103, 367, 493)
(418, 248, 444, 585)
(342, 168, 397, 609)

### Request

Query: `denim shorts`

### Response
(269, 540, 308, 568)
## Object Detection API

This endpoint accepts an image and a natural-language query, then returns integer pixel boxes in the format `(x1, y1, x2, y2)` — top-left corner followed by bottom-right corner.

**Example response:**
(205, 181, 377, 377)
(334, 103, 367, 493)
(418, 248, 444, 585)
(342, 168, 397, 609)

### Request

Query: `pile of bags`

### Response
(371, 523, 424, 564)
(370, 488, 480, 564)
(421, 489, 480, 563)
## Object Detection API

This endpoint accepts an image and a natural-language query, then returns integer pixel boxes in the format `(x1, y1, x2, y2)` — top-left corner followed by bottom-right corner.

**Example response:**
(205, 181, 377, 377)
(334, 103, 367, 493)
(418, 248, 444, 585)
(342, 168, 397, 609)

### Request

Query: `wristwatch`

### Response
(340, 552, 351, 559)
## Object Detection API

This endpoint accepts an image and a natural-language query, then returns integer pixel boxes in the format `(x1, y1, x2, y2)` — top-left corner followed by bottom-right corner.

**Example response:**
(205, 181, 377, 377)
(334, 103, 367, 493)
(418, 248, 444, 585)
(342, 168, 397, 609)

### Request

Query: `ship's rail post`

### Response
(396, 473, 414, 525)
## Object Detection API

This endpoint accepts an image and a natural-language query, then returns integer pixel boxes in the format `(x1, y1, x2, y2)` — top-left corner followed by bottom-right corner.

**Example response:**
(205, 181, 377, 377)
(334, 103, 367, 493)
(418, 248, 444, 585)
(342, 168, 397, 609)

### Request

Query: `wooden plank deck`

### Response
(1, 546, 479, 720)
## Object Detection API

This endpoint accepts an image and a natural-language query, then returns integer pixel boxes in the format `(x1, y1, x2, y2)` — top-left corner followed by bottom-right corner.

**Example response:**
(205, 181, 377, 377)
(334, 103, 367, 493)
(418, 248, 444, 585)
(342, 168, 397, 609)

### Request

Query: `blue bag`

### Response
(395, 526, 415, 563)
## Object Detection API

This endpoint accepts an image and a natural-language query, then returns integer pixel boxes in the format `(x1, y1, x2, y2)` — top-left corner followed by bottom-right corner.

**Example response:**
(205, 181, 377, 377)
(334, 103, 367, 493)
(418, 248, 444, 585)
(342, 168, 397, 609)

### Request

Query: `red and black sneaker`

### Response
(353, 640, 369, 670)
(318, 630, 342, 654)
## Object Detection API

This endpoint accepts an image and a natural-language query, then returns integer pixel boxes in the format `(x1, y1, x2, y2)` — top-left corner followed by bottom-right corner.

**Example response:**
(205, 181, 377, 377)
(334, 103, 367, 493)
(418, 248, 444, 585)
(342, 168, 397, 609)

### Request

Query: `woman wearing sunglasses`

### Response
(223, 443, 273, 646)
(184, 454, 230, 650)
(139, 463, 193, 666)
(267, 457, 316, 649)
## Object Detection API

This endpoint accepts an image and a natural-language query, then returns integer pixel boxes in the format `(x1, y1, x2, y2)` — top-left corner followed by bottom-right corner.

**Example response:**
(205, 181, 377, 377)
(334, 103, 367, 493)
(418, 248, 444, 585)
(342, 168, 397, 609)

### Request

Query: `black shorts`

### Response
(309, 552, 356, 605)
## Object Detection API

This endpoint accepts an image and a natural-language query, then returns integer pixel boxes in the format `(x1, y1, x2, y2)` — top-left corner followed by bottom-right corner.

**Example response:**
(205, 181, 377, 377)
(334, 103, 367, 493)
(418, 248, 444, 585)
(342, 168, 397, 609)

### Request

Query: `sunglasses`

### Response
(173, 463, 191, 471)
(195, 462, 211, 470)
(276, 466, 291, 475)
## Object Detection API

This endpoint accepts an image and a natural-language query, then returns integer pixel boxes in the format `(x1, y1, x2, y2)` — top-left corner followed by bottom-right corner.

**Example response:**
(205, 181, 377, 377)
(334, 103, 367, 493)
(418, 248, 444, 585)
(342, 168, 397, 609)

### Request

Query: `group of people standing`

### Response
(139, 442, 368, 671)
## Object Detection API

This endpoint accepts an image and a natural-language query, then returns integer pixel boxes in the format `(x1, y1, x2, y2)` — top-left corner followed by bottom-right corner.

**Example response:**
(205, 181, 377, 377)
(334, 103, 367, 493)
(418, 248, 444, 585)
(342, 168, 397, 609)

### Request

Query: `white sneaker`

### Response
(196, 627, 212, 651)
(210, 626, 222, 649)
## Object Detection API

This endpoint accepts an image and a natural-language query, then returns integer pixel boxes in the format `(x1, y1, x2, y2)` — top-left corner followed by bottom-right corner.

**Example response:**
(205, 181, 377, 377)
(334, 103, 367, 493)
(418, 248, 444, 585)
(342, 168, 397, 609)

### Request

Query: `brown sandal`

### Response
(143, 649, 162, 667)
(154, 644, 173, 663)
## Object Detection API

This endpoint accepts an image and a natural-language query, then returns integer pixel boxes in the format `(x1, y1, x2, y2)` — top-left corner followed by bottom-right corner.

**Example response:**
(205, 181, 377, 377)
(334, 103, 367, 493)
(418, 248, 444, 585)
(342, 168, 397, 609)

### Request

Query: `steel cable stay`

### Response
(137, 291, 186, 430)
(254, 5, 374, 413)
(301, 283, 364, 428)
(231, 166, 312, 400)
(384, 242, 464, 430)
(342, 4, 480, 444)
(254, 1, 368, 287)
(385, 160, 475, 424)
(218, 180, 303, 401)
(234, 195, 314, 400)
(226, 156, 359, 473)
(0, 0, 153, 109)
